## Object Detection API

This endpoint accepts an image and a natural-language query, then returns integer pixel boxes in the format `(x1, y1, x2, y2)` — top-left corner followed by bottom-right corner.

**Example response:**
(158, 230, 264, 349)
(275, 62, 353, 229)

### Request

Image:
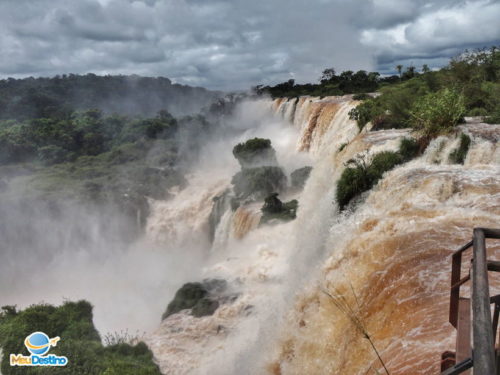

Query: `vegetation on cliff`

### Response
(0, 301, 160, 375)
(336, 138, 420, 210)
(232, 137, 277, 168)
(260, 193, 298, 224)
(0, 74, 220, 120)
(348, 47, 499, 132)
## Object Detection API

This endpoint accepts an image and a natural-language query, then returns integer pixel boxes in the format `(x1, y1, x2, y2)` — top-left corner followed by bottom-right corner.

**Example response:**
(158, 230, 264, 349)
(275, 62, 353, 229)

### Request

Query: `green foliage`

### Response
(348, 99, 384, 131)
(0, 74, 219, 121)
(336, 140, 421, 210)
(338, 142, 348, 152)
(232, 138, 277, 168)
(345, 47, 500, 133)
(336, 156, 372, 210)
(352, 93, 370, 101)
(290, 166, 312, 189)
(409, 88, 466, 137)
(399, 138, 420, 161)
(449, 133, 471, 164)
(0, 301, 160, 375)
(260, 193, 298, 224)
(0, 110, 178, 166)
(231, 166, 287, 201)
(257, 69, 383, 98)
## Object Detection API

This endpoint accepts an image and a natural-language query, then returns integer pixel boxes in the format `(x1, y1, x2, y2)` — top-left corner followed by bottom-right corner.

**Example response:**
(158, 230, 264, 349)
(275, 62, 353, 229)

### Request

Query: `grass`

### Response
(321, 285, 390, 375)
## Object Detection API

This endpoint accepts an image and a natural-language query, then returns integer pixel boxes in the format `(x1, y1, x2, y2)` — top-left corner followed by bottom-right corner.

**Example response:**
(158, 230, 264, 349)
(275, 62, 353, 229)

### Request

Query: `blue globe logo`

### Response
(25, 332, 52, 356)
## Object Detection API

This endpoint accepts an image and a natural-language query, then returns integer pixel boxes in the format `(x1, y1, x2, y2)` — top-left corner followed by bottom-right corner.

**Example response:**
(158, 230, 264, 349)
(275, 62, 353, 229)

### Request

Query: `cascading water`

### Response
(145, 95, 499, 375)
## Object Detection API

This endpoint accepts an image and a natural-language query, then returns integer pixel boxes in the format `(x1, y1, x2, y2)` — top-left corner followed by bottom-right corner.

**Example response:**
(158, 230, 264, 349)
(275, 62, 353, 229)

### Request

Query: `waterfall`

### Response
(146, 95, 500, 375)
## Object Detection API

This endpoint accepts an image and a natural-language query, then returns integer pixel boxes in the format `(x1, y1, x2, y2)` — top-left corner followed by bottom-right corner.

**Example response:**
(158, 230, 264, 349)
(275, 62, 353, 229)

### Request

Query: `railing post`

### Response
(472, 228, 496, 374)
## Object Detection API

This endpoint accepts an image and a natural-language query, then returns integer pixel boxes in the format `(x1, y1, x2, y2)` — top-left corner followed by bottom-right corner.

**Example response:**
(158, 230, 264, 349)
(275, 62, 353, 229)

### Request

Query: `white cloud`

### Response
(0, 0, 498, 89)
(362, 0, 500, 70)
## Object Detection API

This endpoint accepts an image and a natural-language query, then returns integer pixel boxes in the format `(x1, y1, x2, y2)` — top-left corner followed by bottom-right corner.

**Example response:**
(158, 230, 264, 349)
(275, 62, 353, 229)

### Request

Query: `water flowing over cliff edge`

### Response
(146, 96, 500, 375)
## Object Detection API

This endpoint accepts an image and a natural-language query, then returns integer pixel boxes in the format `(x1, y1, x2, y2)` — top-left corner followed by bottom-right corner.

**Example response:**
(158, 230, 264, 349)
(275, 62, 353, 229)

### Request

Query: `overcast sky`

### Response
(0, 0, 499, 90)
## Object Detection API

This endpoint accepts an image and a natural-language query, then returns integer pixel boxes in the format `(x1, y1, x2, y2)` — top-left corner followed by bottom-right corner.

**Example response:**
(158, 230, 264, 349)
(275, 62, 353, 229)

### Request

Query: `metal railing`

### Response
(443, 228, 500, 375)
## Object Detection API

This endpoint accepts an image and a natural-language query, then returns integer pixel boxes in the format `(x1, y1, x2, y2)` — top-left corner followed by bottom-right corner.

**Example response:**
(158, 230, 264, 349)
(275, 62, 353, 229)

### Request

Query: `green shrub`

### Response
(336, 156, 372, 210)
(348, 99, 383, 131)
(368, 151, 403, 181)
(336, 151, 405, 210)
(231, 166, 287, 201)
(338, 143, 348, 152)
(352, 93, 370, 100)
(232, 138, 277, 168)
(38, 145, 67, 165)
(409, 88, 466, 137)
(0, 301, 160, 375)
(399, 138, 420, 161)
(260, 193, 298, 224)
(449, 133, 471, 164)
(468, 107, 489, 116)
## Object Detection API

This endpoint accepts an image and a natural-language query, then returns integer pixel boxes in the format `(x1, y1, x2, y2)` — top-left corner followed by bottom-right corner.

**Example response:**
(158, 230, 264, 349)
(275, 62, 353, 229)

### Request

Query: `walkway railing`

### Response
(442, 228, 500, 375)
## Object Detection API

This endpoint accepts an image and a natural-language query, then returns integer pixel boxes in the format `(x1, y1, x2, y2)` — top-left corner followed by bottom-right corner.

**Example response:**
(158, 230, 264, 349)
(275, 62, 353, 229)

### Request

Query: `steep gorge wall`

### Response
(146, 95, 500, 375)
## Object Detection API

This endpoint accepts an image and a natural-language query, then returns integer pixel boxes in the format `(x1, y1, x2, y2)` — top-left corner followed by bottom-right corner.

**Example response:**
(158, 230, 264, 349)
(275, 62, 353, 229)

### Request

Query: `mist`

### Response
(0, 96, 309, 340)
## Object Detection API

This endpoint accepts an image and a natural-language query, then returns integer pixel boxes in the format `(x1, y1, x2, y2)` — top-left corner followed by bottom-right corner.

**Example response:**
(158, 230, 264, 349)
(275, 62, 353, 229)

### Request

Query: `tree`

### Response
(409, 88, 466, 137)
(422, 64, 430, 73)
(396, 65, 403, 78)
(320, 68, 336, 83)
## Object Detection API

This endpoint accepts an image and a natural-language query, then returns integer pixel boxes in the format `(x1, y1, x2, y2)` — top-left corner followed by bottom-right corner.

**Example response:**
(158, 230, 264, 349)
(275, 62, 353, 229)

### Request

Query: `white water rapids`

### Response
(144, 96, 499, 375)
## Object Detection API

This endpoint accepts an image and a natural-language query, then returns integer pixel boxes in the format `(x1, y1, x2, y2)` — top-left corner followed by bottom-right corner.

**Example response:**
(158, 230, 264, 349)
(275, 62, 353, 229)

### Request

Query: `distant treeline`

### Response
(254, 68, 401, 98)
(257, 47, 500, 127)
(255, 47, 500, 105)
(0, 74, 221, 120)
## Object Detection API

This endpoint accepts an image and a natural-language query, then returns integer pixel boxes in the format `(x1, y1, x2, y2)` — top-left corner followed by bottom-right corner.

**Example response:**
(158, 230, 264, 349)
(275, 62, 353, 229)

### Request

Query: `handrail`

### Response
(471, 228, 496, 374)
(445, 228, 500, 374)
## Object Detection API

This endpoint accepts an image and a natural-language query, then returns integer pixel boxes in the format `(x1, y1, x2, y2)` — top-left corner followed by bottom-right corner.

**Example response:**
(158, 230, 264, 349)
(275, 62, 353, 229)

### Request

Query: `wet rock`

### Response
(290, 166, 312, 190)
(162, 279, 231, 320)
(260, 193, 298, 224)
(208, 189, 232, 241)
(231, 166, 287, 201)
(232, 138, 278, 168)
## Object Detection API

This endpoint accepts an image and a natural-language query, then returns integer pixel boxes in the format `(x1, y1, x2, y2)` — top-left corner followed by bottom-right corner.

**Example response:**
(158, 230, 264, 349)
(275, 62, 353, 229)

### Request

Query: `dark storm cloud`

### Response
(0, 0, 498, 90)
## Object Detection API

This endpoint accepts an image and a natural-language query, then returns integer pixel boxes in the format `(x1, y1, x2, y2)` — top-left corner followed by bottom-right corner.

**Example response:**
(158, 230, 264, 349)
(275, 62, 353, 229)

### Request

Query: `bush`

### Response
(336, 151, 405, 210)
(348, 99, 383, 131)
(231, 166, 287, 201)
(352, 93, 370, 100)
(232, 138, 277, 168)
(399, 138, 420, 161)
(0, 301, 160, 375)
(409, 88, 466, 137)
(260, 193, 298, 224)
(449, 133, 471, 164)
(38, 145, 67, 165)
